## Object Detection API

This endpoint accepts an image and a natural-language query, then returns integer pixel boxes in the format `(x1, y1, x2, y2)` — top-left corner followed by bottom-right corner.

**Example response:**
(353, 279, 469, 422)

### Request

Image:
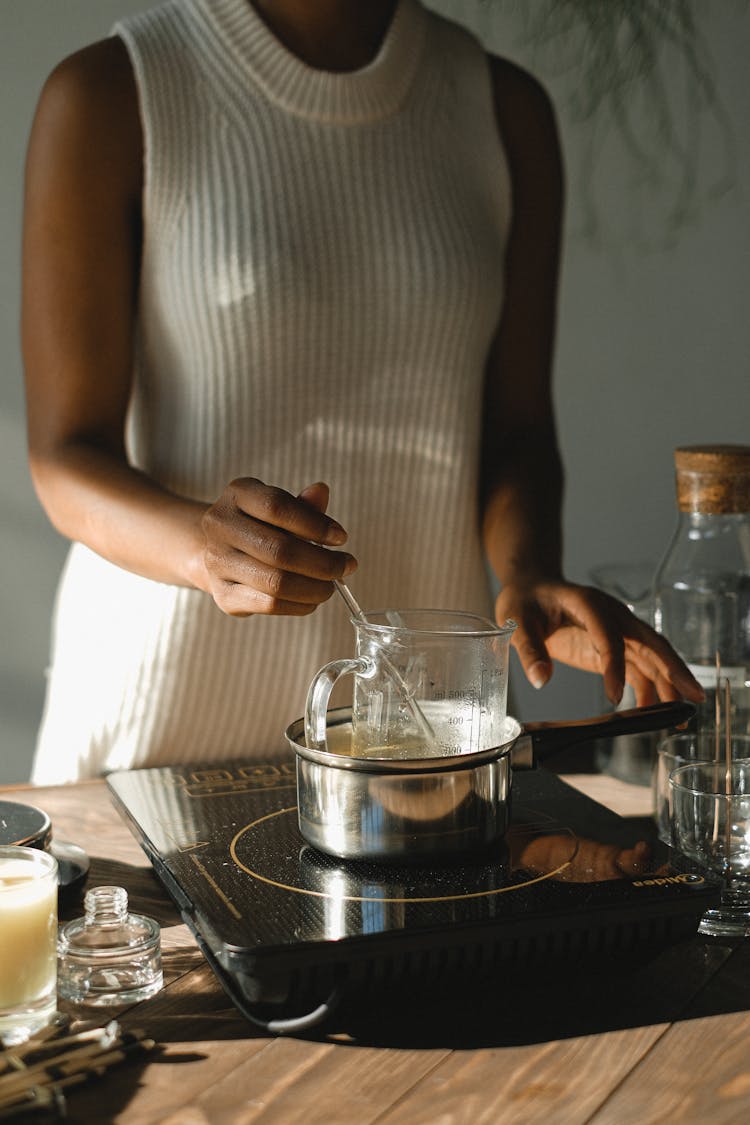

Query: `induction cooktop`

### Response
(107, 759, 721, 1034)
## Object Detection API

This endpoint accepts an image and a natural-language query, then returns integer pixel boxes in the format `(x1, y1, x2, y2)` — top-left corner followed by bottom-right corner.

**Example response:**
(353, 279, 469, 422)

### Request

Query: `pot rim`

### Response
(285, 708, 520, 774)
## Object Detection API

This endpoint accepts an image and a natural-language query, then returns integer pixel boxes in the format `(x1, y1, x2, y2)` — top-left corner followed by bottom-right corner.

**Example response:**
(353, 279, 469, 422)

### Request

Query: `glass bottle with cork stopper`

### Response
(653, 444, 750, 734)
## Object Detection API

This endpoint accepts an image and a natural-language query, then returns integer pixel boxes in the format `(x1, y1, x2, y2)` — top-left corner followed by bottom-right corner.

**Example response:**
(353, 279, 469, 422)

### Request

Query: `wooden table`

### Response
(3, 773, 750, 1124)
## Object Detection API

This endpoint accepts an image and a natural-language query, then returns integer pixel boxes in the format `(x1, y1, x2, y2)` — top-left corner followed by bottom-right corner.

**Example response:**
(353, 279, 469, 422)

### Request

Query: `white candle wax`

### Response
(0, 857, 57, 1009)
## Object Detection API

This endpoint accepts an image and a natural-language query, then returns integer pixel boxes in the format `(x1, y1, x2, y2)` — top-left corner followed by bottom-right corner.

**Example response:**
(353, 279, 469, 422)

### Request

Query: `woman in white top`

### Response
(21, 0, 702, 782)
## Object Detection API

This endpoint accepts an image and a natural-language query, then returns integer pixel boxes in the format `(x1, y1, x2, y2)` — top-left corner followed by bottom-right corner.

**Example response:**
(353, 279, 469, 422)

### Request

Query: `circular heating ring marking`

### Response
(229, 807, 575, 903)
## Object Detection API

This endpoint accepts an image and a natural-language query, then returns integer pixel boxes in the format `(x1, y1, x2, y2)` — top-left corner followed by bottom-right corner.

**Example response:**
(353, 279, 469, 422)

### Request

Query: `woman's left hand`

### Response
(495, 579, 705, 707)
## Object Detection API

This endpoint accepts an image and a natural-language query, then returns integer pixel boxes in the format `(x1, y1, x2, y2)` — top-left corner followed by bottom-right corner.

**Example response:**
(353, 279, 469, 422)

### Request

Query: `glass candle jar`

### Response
(0, 846, 58, 1045)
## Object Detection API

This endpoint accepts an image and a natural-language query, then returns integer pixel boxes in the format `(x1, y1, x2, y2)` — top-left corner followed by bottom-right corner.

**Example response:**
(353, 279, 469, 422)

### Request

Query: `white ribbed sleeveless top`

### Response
(32, 0, 511, 783)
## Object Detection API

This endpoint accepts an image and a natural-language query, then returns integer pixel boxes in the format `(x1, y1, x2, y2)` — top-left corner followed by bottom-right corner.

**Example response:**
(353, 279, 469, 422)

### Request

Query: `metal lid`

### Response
(0, 799, 52, 850)
(674, 444, 750, 513)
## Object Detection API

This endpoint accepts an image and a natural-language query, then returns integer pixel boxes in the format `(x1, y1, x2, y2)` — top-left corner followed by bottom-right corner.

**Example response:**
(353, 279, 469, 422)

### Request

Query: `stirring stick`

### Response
(333, 579, 365, 625)
(333, 581, 436, 747)
(712, 652, 722, 844)
(0, 1022, 103, 1076)
(725, 676, 733, 879)
(715, 650, 722, 765)
(725, 677, 732, 786)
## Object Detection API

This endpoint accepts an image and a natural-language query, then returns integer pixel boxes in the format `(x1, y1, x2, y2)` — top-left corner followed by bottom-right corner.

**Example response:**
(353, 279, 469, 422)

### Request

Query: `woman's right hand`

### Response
(200, 480, 357, 617)
(22, 49, 354, 615)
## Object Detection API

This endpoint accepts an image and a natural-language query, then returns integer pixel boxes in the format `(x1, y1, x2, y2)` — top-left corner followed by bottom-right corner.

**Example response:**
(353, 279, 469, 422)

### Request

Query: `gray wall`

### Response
(2, 1, 748, 783)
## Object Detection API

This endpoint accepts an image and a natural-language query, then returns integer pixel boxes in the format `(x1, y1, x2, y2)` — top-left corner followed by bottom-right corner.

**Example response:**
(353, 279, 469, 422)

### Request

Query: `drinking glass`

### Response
(654, 733, 750, 844)
(0, 846, 58, 1044)
(670, 761, 750, 937)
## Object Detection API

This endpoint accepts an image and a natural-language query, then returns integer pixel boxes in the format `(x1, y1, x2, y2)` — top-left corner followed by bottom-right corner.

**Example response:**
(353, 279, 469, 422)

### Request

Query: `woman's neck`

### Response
(250, 0, 400, 71)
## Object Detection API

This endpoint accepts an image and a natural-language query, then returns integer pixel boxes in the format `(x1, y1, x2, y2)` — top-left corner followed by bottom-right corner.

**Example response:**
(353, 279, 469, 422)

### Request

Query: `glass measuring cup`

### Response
(304, 610, 516, 759)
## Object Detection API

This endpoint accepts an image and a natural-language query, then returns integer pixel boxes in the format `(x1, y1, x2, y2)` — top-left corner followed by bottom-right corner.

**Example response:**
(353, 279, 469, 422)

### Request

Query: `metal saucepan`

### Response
(285, 701, 694, 861)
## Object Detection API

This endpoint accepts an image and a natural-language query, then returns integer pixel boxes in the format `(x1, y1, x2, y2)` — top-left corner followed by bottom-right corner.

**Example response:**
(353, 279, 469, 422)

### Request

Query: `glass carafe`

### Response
(653, 445, 750, 735)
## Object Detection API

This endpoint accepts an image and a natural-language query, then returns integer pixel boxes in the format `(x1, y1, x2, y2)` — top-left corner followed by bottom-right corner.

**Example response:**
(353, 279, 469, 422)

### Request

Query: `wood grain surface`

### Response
(3, 776, 749, 1124)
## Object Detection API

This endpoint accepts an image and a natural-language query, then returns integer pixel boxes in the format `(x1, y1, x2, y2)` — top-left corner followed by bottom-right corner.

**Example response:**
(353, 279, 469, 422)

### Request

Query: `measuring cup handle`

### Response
(304, 657, 373, 751)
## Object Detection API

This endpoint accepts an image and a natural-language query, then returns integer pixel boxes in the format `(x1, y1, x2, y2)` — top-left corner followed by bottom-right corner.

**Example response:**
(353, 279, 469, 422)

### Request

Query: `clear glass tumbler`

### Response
(653, 732, 750, 844)
(670, 760, 750, 937)
(0, 845, 58, 1045)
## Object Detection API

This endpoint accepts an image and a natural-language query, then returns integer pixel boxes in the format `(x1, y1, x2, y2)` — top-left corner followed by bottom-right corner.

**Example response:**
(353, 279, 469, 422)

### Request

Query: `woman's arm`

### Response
(480, 57, 564, 597)
(22, 39, 355, 616)
(481, 58, 701, 706)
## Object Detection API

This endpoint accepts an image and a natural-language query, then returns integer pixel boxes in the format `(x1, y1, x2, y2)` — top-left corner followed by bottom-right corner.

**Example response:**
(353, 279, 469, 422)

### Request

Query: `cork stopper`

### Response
(674, 444, 750, 513)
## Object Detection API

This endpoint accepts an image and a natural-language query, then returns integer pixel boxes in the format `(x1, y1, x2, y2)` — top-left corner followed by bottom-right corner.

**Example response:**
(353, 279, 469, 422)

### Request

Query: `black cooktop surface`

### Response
(107, 759, 721, 1032)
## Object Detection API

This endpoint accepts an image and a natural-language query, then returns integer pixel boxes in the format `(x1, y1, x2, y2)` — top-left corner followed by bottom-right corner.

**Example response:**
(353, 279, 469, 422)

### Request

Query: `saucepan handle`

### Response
(525, 700, 695, 764)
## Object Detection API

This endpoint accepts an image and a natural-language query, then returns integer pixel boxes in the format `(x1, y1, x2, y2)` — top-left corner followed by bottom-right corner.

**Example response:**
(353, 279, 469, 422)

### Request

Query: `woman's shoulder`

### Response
(487, 55, 557, 125)
(40, 37, 137, 121)
(29, 39, 142, 202)
(485, 54, 561, 167)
